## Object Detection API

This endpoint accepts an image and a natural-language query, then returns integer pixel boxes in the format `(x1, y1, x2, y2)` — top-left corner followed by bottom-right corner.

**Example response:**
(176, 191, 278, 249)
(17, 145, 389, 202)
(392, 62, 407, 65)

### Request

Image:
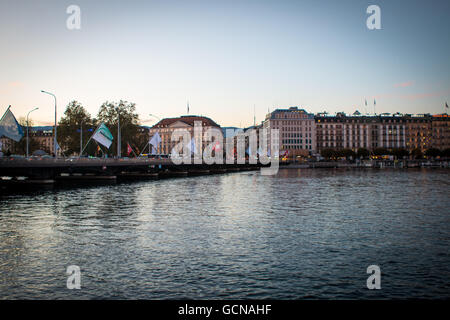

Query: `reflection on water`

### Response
(0, 168, 449, 299)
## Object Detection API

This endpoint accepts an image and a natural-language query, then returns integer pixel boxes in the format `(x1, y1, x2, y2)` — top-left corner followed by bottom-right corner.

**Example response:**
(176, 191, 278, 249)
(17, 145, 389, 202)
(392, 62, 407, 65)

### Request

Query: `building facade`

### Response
(263, 107, 316, 158)
(431, 114, 450, 150)
(148, 115, 221, 155)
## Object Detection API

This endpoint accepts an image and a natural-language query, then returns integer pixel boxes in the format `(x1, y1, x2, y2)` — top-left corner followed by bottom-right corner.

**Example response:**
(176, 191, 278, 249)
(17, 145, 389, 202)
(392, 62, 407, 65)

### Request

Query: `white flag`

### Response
(149, 132, 161, 147)
(92, 123, 114, 149)
(188, 137, 197, 154)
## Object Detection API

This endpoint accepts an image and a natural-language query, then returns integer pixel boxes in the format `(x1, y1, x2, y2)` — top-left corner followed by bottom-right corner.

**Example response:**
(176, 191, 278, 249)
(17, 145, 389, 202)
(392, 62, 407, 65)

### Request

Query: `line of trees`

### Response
(320, 147, 450, 160)
(58, 100, 148, 157)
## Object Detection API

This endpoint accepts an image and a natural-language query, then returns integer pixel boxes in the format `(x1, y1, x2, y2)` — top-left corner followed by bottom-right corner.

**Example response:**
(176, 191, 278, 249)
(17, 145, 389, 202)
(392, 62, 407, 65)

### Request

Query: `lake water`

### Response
(0, 168, 449, 299)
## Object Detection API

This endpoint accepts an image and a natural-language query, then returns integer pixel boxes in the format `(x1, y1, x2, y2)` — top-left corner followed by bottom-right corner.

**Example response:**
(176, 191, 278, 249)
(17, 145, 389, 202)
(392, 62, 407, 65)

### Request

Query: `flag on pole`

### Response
(127, 143, 133, 156)
(374, 99, 376, 105)
(92, 123, 114, 148)
(187, 101, 190, 114)
(446, 102, 449, 109)
(0, 106, 24, 142)
(149, 132, 161, 147)
(188, 137, 197, 154)
(365, 99, 367, 106)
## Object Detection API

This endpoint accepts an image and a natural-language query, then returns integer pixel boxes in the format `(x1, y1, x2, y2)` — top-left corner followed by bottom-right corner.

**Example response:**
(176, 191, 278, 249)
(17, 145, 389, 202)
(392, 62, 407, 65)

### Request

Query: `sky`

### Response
(0, 0, 449, 127)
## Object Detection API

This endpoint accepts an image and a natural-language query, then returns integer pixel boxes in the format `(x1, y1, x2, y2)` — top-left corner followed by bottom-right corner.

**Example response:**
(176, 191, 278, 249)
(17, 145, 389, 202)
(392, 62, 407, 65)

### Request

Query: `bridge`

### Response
(0, 157, 264, 186)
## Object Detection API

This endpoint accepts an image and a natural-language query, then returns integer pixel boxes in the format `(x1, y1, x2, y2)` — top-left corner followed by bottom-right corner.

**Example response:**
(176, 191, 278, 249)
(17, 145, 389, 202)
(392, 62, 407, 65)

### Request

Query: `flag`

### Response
(365, 99, 367, 106)
(212, 141, 221, 152)
(374, 99, 376, 105)
(127, 143, 133, 156)
(446, 102, 449, 109)
(0, 107, 24, 142)
(151, 146, 157, 155)
(55, 141, 60, 150)
(257, 146, 263, 155)
(92, 123, 114, 148)
(188, 137, 197, 154)
(149, 132, 161, 147)
(187, 101, 190, 114)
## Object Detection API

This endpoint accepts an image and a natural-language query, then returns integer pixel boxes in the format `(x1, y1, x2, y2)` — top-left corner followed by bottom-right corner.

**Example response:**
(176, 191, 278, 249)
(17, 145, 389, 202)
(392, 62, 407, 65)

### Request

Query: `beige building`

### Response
(148, 115, 221, 155)
(263, 107, 316, 158)
(431, 114, 450, 150)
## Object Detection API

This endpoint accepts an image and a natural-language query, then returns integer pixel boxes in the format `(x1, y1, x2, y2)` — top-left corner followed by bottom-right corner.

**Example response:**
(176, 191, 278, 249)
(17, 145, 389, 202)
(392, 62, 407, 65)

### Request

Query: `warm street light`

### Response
(41, 90, 57, 156)
(26, 107, 39, 158)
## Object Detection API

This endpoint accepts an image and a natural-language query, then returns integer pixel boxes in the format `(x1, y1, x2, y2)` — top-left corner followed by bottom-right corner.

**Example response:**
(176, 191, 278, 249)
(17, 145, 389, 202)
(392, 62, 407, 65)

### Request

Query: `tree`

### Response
(356, 148, 370, 159)
(320, 148, 336, 159)
(59, 101, 94, 156)
(372, 148, 389, 156)
(411, 148, 423, 159)
(96, 100, 142, 157)
(340, 148, 356, 159)
(442, 148, 450, 158)
(424, 148, 441, 158)
(391, 148, 409, 159)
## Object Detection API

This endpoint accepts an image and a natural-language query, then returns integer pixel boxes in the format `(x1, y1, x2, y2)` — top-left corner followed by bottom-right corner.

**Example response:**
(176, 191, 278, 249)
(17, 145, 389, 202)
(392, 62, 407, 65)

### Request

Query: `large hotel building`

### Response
(262, 107, 316, 157)
(261, 107, 449, 157)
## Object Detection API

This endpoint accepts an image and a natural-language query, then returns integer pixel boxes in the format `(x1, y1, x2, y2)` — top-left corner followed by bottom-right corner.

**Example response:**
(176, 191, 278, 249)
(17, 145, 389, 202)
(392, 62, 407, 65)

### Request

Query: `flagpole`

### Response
(78, 123, 100, 159)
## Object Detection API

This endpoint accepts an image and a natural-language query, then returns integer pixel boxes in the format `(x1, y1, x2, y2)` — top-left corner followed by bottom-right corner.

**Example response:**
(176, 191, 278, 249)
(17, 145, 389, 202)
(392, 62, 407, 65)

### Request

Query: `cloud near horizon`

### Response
(394, 81, 414, 88)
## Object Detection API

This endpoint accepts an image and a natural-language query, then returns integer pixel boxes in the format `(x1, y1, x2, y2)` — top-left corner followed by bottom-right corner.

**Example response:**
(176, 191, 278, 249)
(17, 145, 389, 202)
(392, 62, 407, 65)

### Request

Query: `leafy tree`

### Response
(320, 148, 335, 159)
(340, 148, 356, 159)
(356, 148, 370, 159)
(96, 100, 142, 157)
(442, 148, 450, 158)
(391, 148, 409, 159)
(58, 101, 95, 155)
(411, 148, 423, 159)
(424, 148, 441, 158)
(372, 148, 389, 156)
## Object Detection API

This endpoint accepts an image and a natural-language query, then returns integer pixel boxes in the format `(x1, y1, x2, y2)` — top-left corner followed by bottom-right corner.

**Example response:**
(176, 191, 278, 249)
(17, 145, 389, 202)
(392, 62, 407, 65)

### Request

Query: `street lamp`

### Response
(41, 90, 57, 156)
(117, 108, 121, 158)
(26, 107, 39, 158)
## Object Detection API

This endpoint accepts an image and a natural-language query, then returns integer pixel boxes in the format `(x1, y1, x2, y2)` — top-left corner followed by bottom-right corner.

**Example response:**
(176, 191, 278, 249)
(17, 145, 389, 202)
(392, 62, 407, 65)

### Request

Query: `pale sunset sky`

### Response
(0, 0, 449, 127)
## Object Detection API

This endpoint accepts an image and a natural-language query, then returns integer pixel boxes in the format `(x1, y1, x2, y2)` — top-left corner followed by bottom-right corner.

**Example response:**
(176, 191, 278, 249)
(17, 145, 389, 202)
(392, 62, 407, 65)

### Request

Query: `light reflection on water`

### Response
(0, 168, 449, 299)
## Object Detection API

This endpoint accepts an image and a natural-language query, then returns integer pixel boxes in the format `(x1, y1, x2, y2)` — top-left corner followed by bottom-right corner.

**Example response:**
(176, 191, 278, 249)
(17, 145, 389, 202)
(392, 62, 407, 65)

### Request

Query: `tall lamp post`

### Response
(117, 108, 121, 158)
(41, 90, 57, 156)
(26, 107, 39, 158)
